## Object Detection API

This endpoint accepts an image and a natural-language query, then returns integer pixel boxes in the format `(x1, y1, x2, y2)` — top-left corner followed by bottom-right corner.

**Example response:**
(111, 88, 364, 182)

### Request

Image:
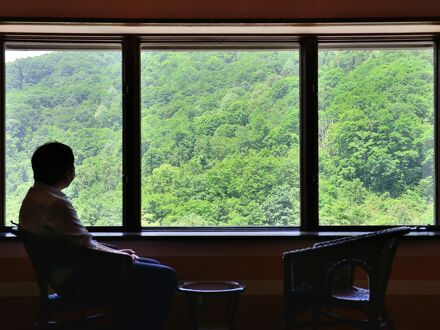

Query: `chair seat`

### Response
(48, 292, 111, 309)
(331, 286, 369, 302)
(48, 293, 63, 303)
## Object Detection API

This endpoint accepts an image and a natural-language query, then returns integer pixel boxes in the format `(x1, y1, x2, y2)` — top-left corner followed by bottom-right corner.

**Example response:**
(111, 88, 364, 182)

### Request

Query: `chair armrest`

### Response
(284, 244, 358, 295)
(324, 258, 371, 294)
(68, 246, 134, 297)
(8, 226, 19, 236)
(75, 246, 132, 280)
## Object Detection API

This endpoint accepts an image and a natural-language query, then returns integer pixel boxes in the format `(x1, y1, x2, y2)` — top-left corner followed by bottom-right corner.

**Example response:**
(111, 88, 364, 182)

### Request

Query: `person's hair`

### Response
(31, 142, 74, 185)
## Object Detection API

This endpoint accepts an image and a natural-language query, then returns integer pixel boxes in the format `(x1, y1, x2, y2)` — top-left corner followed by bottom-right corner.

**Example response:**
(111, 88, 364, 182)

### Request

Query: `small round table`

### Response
(179, 281, 245, 330)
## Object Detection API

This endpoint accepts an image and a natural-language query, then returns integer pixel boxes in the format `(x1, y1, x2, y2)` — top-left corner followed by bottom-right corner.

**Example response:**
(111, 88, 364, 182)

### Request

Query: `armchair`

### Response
(12, 227, 133, 329)
(283, 227, 410, 329)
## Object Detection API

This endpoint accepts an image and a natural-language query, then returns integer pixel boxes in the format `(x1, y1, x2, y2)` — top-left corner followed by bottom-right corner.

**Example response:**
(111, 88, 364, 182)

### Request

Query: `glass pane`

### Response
(5, 46, 122, 226)
(319, 47, 434, 226)
(141, 50, 300, 227)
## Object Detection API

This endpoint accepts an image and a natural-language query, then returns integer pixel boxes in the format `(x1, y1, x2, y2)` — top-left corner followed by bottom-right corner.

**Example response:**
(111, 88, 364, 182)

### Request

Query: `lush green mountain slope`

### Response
(5, 48, 434, 226)
(6, 52, 123, 225)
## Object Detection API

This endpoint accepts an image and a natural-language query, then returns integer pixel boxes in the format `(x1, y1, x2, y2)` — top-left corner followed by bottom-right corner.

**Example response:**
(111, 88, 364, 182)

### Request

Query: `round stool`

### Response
(179, 281, 245, 330)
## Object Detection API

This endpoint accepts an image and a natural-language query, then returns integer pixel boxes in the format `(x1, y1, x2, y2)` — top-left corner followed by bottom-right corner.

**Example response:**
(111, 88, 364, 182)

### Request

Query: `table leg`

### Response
(186, 294, 199, 330)
(226, 294, 239, 330)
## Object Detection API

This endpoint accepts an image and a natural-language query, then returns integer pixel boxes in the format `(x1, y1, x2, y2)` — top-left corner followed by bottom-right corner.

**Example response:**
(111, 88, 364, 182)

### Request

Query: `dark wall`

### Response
(0, 0, 439, 20)
(1, 238, 440, 329)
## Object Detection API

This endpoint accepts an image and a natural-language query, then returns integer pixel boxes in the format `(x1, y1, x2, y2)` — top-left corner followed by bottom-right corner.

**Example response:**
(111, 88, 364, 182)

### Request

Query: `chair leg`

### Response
(381, 306, 395, 330)
(367, 306, 382, 330)
(34, 311, 48, 330)
(32, 320, 42, 330)
(284, 299, 296, 330)
(312, 306, 320, 330)
(285, 312, 295, 330)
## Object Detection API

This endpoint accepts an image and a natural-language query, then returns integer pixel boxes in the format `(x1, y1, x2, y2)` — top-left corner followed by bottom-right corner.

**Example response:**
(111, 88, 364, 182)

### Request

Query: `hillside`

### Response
(5, 48, 433, 226)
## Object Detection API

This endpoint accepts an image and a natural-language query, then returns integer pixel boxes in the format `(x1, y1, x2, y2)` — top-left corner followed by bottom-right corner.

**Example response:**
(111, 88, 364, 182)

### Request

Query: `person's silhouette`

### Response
(19, 142, 177, 330)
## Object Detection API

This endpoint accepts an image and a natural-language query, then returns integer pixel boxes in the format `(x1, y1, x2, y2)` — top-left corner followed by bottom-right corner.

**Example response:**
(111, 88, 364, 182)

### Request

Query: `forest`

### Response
(4, 47, 434, 227)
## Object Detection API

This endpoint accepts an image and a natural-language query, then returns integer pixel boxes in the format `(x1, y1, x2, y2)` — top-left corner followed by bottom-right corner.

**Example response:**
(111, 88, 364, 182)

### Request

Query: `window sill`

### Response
(1, 229, 440, 241)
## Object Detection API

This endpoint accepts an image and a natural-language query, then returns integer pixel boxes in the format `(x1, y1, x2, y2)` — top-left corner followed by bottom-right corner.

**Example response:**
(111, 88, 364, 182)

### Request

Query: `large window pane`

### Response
(319, 46, 434, 226)
(5, 45, 122, 226)
(141, 49, 300, 227)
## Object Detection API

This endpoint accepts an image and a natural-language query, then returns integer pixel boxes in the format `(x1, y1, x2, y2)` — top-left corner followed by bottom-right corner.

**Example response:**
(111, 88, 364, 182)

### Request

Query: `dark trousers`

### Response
(56, 256, 177, 330)
(122, 257, 178, 330)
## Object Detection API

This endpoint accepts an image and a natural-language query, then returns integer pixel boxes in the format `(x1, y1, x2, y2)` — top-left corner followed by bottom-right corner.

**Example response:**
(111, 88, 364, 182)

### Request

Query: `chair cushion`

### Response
(331, 286, 369, 302)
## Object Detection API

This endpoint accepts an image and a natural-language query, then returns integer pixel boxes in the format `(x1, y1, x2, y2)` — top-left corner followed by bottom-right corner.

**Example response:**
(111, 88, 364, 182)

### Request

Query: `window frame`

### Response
(316, 39, 437, 230)
(2, 36, 126, 231)
(139, 39, 301, 230)
(0, 32, 438, 233)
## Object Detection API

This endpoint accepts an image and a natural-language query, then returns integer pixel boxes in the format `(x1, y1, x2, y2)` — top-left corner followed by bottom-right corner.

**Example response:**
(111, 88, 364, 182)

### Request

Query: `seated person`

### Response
(19, 142, 177, 330)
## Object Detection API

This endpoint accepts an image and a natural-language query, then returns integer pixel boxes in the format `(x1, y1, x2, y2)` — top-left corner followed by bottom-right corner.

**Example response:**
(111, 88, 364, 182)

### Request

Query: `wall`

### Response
(0, 0, 439, 21)
(1, 237, 440, 329)
(0, 1, 439, 329)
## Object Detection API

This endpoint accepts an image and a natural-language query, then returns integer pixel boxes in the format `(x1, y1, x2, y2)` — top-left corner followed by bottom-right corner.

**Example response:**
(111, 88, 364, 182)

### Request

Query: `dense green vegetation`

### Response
(319, 50, 433, 225)
(5, 48, 434, 227)
(6, 51, 123, 226)
(140, 51, 300, 226)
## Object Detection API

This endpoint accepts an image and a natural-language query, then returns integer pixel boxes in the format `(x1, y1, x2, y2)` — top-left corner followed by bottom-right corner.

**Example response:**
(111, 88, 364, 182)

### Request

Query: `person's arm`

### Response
(46, 197, 139, 259)
(94, 241, 139, 260)
(45, 198, 98, 249)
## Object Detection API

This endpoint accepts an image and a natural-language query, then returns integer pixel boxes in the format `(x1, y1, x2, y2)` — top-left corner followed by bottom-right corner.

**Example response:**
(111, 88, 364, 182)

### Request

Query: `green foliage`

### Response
(5, 48, 435, 227)
(140, 51, 300, 226)
(319, 49, 434, 225)
(6, 51, 122, 226)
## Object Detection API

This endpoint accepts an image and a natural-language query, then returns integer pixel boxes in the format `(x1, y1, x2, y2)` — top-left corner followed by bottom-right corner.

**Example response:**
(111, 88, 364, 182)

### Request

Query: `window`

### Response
(0, 33, 439, 232)
(5, 43, 123, 226)
(140, 47, 300, 227)
(318, 44, 434, 226)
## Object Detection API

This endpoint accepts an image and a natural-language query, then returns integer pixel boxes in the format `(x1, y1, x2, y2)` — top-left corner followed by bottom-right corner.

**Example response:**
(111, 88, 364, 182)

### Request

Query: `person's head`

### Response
(31, 142, 75, 188)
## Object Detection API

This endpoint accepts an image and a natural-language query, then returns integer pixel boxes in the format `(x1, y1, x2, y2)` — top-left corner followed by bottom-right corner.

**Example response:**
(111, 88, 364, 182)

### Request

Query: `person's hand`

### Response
(119, 249, 139, 261)
(119, 248, 136, 255)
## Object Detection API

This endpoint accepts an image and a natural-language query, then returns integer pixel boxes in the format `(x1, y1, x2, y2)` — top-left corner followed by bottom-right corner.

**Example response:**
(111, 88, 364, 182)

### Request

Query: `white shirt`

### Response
(19, 182, 97, 249)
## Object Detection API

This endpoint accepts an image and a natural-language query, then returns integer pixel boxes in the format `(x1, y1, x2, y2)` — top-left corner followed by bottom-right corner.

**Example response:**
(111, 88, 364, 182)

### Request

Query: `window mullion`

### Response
(300, 36, 319, 231)
(122, 37, 141, 232)
(0, 39, 4, 228)
(435, 38, 439, 226)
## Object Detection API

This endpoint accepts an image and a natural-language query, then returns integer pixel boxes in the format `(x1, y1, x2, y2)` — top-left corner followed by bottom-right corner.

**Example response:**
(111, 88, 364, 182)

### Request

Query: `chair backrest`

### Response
(283, 227, 410, 308)
(14, 229, 55, 306)
(15, 228, 133, 300)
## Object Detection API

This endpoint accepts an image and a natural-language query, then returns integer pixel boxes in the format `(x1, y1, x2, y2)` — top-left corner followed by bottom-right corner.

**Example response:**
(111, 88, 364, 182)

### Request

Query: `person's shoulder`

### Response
(22, 185, 70, 215)
(31, 183, 66, 201)
(47, 193, 72, 209)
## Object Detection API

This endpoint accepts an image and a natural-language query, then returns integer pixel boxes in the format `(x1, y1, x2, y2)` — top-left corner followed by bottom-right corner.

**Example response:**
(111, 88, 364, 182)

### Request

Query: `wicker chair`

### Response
(12, 227, 133, 329)
(283, 227, 410, 329)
